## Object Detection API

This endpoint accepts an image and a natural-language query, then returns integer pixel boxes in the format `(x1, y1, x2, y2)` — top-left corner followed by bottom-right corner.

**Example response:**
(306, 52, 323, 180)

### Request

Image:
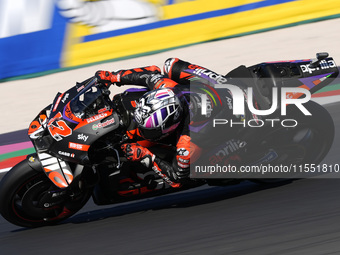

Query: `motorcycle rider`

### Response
(95, 58, 243, 188)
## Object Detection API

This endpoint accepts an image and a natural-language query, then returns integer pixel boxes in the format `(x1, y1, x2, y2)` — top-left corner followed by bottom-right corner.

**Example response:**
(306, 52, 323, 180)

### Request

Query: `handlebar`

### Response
(119, 157, 128, 162)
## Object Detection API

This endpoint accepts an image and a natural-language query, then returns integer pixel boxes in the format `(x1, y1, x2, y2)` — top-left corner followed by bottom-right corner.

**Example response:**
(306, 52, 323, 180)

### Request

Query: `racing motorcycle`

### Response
(0, 53, 337, 228)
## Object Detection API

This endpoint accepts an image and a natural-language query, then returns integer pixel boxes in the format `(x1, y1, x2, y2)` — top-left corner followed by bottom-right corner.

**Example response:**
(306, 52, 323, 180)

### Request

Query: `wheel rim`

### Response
(260, 125, 328, 165)
(11, 173, 72, 224)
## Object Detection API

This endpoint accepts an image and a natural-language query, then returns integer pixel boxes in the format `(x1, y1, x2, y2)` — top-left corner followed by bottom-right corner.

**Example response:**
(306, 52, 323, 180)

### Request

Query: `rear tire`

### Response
(252, 101, 334, 183)
(0, 158, 92, 228)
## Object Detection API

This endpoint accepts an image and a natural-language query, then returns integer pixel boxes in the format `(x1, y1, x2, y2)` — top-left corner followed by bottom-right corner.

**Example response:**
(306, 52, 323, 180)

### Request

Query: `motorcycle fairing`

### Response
(31, 78, 119, 165)
(37, 152, 74, 188)
(28, 106, 50, 139)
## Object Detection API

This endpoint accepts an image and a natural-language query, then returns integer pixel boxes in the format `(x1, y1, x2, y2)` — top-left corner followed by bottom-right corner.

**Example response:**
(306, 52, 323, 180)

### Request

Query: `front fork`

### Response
(26, 153, 96, 201)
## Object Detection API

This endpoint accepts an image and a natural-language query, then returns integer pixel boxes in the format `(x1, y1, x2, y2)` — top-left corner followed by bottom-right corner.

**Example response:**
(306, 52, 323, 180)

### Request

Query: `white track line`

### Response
(312, 95, 340, 105)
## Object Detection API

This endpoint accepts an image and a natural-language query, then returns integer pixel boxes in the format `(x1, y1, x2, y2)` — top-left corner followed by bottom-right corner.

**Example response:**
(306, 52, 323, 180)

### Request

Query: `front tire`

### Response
(0, 158, 92, 228)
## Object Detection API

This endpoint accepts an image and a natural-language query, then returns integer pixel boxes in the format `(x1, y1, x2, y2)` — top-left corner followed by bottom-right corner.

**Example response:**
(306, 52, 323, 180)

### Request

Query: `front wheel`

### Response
(0, 158, 92, 228)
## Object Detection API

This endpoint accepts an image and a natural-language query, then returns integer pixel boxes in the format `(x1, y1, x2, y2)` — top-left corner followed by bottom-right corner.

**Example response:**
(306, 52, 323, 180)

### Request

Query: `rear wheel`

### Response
(0, 159, 92, 228)
(251, 101, 334, 183)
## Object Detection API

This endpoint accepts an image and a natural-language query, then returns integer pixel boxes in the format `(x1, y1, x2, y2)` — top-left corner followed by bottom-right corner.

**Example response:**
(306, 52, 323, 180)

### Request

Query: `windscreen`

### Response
(70, 78, 111, 119)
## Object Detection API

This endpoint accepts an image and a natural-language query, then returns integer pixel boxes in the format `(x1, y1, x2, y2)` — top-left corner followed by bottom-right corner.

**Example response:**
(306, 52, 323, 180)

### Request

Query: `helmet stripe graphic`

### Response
(145, 116, 154, 128)
(157, 94, 169, 99)
(153, 112, 159, 126)
(161, 107, 167, 120)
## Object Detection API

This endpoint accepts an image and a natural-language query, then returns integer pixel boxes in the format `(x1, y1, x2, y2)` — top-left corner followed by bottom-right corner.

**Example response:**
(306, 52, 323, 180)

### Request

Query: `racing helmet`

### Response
(134, 88, 183, 140)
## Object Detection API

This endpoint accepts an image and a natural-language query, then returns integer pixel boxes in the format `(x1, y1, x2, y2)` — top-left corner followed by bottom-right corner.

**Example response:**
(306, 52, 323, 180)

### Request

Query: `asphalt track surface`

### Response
(0, 102, 339, 255)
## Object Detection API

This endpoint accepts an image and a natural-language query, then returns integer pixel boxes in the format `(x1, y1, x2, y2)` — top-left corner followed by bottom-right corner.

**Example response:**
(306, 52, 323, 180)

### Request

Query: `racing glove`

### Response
(121, 143, 181, 188)
(121, 143, 155, 168)
(95, 70, 118, 86)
